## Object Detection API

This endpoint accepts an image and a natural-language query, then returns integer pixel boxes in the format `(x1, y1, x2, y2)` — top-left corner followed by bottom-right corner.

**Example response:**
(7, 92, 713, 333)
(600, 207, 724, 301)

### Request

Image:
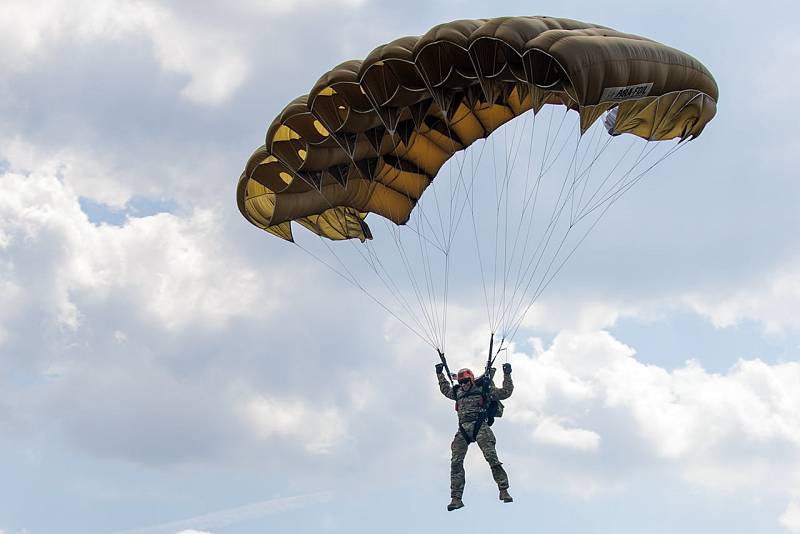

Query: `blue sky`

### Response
(1, 1, 799, 533)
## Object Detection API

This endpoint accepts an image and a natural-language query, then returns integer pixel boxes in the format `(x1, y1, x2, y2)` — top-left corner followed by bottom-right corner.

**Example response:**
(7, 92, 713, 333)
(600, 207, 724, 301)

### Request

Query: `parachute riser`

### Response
(482, 333, 506, 385)
(486, 333, 494, 374)
(477, 333, 493, 402)
(437, 348, 454, 385)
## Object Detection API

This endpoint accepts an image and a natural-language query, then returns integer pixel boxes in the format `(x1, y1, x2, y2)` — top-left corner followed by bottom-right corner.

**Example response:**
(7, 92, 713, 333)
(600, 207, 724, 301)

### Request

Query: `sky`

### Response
(1, 1, 799, 533)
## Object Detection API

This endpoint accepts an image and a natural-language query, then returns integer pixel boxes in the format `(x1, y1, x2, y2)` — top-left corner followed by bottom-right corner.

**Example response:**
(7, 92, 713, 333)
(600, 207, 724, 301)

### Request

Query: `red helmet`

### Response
(456, 368, 475, 384)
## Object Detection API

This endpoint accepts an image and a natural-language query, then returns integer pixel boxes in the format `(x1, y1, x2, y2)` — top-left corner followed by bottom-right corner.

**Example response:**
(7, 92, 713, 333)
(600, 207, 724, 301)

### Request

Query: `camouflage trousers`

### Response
(450, 421, 509, 498)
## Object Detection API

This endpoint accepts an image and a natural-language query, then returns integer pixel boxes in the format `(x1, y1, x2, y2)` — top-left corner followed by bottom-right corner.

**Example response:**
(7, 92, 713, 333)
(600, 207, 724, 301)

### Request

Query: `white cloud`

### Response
(532, 417, 601, 451)
(782, 498, 800, 533)
(0, 278, 21, 346)
(0, 0, 248, 105)
(507, 330, 800, 495)
(147, 11, 248, 105)
(1, 135, 133, 208)
(0, 161, 268, 333)
(520, 261, 800, 339)
(683, 259, 800, 334)
(242, 395, 348, 454)
(522, 299, 638, 332)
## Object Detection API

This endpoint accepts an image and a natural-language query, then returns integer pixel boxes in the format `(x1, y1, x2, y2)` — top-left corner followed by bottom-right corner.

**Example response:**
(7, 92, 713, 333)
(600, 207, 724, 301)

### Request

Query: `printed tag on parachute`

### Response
(600, 82, 654, 102)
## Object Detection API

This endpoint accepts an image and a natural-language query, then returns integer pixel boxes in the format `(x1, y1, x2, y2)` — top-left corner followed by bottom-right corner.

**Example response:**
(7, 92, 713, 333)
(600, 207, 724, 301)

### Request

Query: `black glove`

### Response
(435, 363, 444, 374)
(502, 363, 512, 374)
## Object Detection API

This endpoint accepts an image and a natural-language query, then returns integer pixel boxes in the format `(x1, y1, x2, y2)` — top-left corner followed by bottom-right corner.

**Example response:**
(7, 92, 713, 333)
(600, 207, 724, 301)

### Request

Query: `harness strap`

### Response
(457, 417, 485, 444)
(472, 418, 483, 441)
(458, 424, 471, 443)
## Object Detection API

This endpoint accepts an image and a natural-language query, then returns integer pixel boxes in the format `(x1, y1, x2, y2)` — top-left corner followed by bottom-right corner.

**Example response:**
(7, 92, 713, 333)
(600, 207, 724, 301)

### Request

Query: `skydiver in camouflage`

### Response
(435, 362, 514, 511)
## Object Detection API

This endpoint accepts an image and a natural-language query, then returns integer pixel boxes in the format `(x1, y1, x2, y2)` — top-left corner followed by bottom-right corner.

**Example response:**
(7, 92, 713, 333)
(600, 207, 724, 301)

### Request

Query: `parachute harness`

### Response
(442, 332, 507, 442)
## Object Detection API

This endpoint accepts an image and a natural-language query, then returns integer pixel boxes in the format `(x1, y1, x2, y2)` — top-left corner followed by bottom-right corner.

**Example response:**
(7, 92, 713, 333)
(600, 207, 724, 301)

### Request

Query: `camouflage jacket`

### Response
(437, 370, 513, 424)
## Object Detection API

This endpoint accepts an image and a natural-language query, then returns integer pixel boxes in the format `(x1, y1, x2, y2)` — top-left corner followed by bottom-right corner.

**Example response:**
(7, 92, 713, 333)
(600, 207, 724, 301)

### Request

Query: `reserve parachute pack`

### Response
(478, 374, 504, 426)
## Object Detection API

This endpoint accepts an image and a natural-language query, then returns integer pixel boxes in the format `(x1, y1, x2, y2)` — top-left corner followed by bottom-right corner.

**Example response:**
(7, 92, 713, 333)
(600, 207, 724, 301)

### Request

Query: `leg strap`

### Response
(458, 418, 484, 444)
(472, 418, 483, 441)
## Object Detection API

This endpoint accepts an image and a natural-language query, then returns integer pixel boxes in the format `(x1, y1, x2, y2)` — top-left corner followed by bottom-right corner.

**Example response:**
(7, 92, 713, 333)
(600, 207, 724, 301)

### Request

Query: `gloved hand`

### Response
(502, 363, 512, 374)
(435, 363, 444, 374)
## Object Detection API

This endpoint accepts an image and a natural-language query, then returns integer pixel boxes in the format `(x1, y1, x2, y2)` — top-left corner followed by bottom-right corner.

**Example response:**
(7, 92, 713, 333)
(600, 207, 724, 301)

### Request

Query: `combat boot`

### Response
(447, 496, 464, 511)
(499, 489, 513, 503)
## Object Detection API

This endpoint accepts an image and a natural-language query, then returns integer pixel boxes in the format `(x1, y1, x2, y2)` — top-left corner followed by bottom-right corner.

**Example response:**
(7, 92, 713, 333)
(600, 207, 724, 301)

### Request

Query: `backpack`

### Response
(486, 398, 504, 426)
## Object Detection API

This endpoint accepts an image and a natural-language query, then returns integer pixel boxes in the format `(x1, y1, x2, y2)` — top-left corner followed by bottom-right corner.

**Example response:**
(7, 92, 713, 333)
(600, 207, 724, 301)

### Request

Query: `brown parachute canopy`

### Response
(237, 16, 718, 242)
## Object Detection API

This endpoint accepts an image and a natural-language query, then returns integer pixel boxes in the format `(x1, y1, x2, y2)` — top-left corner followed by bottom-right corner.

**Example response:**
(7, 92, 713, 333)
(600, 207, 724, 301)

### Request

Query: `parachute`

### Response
(237, 16, 718, 353)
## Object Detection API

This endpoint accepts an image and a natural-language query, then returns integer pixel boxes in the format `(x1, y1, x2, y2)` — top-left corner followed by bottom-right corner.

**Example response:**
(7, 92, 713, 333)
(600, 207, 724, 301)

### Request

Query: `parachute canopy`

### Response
(237, 16, 717, 242)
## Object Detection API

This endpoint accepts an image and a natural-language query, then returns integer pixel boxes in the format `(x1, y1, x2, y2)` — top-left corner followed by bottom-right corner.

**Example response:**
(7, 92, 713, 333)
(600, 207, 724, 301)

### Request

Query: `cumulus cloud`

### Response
(782, 498, 800, 533)
(504, 329, 800, 501)
(522, 298, 640, 332)
(683, 259, 800, 334)
(25, 331, 354, 466)
(532, 417, 601, 451)
(0, 133, 344, 468)
(0, 0, 248, 105)
(0, 164, 267, 334)
(146, 10, 248, 105)
(242, 395, 348, 454)
(0, 278, 21, 346)
(0, 136, 133, 208)
(520, 262, 800, 338)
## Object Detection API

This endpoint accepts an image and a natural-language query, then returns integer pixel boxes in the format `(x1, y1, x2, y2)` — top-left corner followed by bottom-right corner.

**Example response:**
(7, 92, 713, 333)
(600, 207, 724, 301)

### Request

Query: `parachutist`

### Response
(437, 364, 514, 510)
